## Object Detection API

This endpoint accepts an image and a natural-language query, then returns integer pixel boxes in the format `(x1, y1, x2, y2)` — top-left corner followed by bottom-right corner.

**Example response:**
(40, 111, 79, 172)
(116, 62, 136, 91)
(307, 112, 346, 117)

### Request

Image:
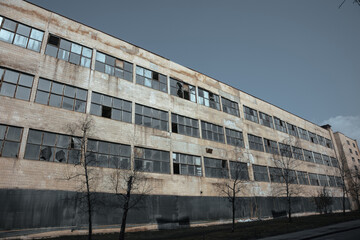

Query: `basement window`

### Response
(170, 78, 196, 102)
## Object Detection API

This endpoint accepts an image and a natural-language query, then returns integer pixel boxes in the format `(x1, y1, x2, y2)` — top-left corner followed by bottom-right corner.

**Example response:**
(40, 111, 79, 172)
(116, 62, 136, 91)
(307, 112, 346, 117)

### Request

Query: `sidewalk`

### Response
(260, 219, 360, 240)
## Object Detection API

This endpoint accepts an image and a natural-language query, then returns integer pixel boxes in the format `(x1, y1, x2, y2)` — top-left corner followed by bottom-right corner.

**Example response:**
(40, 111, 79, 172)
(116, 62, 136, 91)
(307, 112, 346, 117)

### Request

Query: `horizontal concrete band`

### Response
(0, 188, 350, 230)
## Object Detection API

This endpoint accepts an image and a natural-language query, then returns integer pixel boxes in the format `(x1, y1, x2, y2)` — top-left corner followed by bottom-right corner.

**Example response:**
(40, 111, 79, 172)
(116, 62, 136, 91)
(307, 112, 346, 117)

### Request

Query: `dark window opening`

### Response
(48, 35, 60, 46)
(102, 106, 112, 118)
(153, 72, 159, 80)
(172, 123, 178, 133)
(174, 163, 180, 174)
(222, 160, 227, 168)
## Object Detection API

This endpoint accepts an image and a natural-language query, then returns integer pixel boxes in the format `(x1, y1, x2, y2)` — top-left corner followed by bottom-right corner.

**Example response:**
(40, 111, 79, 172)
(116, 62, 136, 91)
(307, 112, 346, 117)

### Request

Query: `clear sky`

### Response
(26, 0, 360, 142)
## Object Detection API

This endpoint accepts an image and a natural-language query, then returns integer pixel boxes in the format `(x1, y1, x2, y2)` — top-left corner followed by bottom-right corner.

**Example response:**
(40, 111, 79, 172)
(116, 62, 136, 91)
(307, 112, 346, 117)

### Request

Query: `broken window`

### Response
(248, 134, 264, 152)
(273, 116, 287, 133)
(243, 106, 259, 123)
(173, 152, 202, 176)
(286, 123, 299, 138)
(298, 127, 309, 141)
(318, 174, 329, 187)
(0, 124, 22, 158)
(259, 111, 274, 128)
(322, 154, 331, 166)
(309, 173, 320, 186)
(201, 121, 224, 143)
(309, 132, 319, 144)
(303, 149, 314, 163)
(135, 104, 168, 131)
(226, 128, 244, 148)
(86, 139, 130, 169)
(325, 138, 333, 149)
(90, 92, 132, 123)
(229, 161, 249, 180)
(204, 157, 228, 179)
(279, 143, 292, 158)
(297, 171, 309, 185)
(134, 146, 170, 174)
(252, 164, 269, 182)
(0, 67, 34, 101)
(269, 167, 283, 183)
(170, 78, 196, 102)
(198, 88, 221, 111)
(0, 16, 44, 52)
(24, 129, 81, 164)
(222, 97, 239, 117)
(136, 66, 167, 93)
(95, 51, 133, 81)
(313, 152, 323, 165)
(335, 176, 343, 187)
(171, 113, 199, 138)
(45, 34, 92, 68)
(263, 138, 279, 155)
(35, 78, 87, 113)
(292, 146, 304, 160)
(330, 157, 339, 168)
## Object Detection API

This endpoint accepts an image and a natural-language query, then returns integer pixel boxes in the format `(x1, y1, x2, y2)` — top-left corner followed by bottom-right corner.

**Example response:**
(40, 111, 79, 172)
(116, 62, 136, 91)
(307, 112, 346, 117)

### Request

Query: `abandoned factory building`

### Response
(0, 0, 356, 231)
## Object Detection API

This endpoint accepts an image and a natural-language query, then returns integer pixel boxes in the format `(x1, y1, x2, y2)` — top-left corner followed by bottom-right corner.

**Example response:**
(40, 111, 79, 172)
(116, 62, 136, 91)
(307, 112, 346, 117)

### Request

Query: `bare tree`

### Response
(214, 148, 250, 232)
(313, 186, 333, 214)
(339, 0, 360, 8)
(108, 149, 151, 240)
(66, 116, 98, 240)
(347, 168, 360, 210)
(271, 138, 302, 223)
(335, 152, 350, 215)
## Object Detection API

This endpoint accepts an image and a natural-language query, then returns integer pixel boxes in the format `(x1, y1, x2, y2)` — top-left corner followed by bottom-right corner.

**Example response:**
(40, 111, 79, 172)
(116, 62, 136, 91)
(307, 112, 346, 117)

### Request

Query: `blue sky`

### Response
(27, 0, 360, 142)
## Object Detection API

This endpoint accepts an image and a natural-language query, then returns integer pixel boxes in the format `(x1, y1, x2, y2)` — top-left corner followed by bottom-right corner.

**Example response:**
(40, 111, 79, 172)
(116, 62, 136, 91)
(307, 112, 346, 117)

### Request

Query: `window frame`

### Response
(136, 66, 167, 93)
(221, 97, 239, 117)
(169, 77, 196, 103)
(0, 67, 34, 101)
(95, 51, 133, 81)
(197, 87, 221, 111)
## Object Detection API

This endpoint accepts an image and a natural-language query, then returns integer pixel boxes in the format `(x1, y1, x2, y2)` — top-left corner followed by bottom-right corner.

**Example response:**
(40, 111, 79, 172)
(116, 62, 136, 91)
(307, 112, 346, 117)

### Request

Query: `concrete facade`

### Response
(0, 0, 351, 231)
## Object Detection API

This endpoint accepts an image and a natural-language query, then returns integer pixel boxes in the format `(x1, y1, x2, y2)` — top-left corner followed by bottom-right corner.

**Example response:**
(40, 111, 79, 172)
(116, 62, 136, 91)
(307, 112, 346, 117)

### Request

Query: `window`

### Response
(35, 78, 87, 113)
(204, 157, 228, 179)
(173, 152, 202, 176)
(136, 66, 167, 93)
(328, 176, 336, 187)
(292, 146, 304, 160)
(24, 129, 81, 164)
(90, 92, 131, 123)
(303, 149, 314, 163)
(318, 174, 329, 187)
(229, 161, 249, 180)
(87, 139, 130, 169)
(286, 123, 298, 137)
(95, 51, 133, 81)
(335, 176, 343, 187)
(331, 157, 339, 168)
(264, 138, 279, 155)
(252, 165, 269, 182)
(297, 171, 309, 185)
(248, 134, 264, 152)
(279, 143, 292, 158)
(0, 16, 44, 52)
(45, 34, 92, 68)
(198, 88, 221, 110)
(274, 117, 287, 133)
(347, 140, 350, 145)
(353, 143, 355, 147)
(134, 147, 170, 174)
(259, 112, 274, 128)
(298, 128, 309, 141)
(325, 138, 333, 149)
(222, 97, 239, 116)
(313, 152, 323, 165)
(322, 155, 331, 166)
(201, 121, 224, 143)
(286, 170, 298, 184)
(355, 166, 358, 171)
(350, 149, 353, 154)
(171, 113, 199, 138)
(0, 67, 34, 101)
(135, 104, 168, 131)
(243, 106, 258, 123)
(170, 78, 196, 102)
(309, 132, 319, 144)
(318, 135, 326, 147)
(356, 151, 358, 156)
(225, 128, 244, 148)
(352, 157, 355, 162)
(0, 124, 22, 158)
(309, 173, 319, 186)
(269, 167, 283, 183)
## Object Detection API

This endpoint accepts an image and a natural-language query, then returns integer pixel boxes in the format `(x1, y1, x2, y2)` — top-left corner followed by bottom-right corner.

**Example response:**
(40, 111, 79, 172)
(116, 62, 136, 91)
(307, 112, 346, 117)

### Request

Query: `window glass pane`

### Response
(3, 19, 16, 31)
(69, 52, 81, 65)
(30, 29, 43, 41)
(38, 78, 51, 92)
(82, 47, 92, 58)
(6, 127, 22, 141)
(35, 91, 49, 104)
(60, 39, 71, 51)
(49, 94, 62, 107)
(64, 85, 76, 98)
(0, 82, 16, 97)
(17, 24, 31, 37)
(24, 143, 40, 160)
(71, 43, 82, 54)
(15, 86, 31, 100)
(58, 49, 69, 61)
(43, 132, 57, 146)
(62, 97, 74, 110)
(45, 44, 58, 57)
(2, 141, 19, 158)
(0, 125, 6, 140)
(27, 39, 41, 52)
(75, 100, 86, 113)
(0, 29, 14, 43)
(13, 34, 28, 48)
(76, 89, 87, 101)
(90, 103, 101, 116)
(4, 70, 19, 84)
(18, 74, 33, 87)
(51, 82, 64, 95)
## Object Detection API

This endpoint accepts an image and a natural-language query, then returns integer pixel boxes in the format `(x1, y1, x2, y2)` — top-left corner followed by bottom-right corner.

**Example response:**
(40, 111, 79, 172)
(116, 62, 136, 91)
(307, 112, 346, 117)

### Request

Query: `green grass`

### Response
(44, 211, 360, 240)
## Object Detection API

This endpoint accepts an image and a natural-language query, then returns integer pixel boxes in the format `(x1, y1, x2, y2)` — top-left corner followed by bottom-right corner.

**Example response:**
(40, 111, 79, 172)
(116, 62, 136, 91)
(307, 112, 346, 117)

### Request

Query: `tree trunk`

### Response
(342, 186, 346, 215)
(119, 176, 133, 240)
(232, 197, 235, 232)
(85, 166, 92, 240)
(287, 184, 291, 223)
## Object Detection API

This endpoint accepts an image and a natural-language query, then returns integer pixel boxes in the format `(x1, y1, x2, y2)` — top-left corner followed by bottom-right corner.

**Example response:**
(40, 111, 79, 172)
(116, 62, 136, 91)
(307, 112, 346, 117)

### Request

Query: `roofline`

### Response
(334, 131, 358, 143)
(24, 0, 329, 132)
